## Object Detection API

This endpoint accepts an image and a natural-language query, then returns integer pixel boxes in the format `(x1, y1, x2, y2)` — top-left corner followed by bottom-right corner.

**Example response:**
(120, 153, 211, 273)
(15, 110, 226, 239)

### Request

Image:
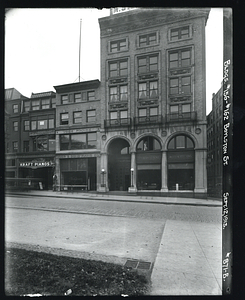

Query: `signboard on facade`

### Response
(167, 151, 194, 163)
(136, 152, 161, 164)
(19, 160, 55, 168)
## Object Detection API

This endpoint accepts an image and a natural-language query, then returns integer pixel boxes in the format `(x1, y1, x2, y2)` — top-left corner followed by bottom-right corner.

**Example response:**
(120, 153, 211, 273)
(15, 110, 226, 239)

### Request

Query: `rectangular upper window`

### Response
(86, 110, 96, 123)
(73, 111, 82, 124)
(74, 93, 82, 103)
(109, 60, 128, 78)
(38, 120, 48, 130)
(41, 99, 50, 109)
(138, 55, 158, 74)
(60, 112, 69, 125)
(169, 76, 191, 95)
(23, 141, 29, 152)
(61, 95, 69, 104)
(170, 25, 191, 41)
(60, 132, 97, 150)
(139, 32, 158, 47)
(24, 120, 30, 131)
(13, 141, 18, 152)
(32, 100, 40, 110)
(87, 91, 95, 101)
(109, 85, 128, 102)
(13, 121, 18, 131)
(109, 38, 128, 53)
(138, 81, 158, 99)
(13, 104, 18, 113)
(23, 101, 30, 112)
(169, 48, 191, 69)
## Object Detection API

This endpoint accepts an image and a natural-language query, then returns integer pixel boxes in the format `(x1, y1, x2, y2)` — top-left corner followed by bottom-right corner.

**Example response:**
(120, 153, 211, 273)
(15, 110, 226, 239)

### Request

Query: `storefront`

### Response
(18, 158, 55, 190)
(136, 136, 162, 190)
(167, 135, 195, 190)
(59, 157, 96, 191)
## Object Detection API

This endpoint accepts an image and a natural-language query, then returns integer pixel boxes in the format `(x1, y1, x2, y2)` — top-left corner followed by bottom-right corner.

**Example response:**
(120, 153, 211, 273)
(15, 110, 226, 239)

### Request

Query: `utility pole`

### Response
(79, 19, 82, 82)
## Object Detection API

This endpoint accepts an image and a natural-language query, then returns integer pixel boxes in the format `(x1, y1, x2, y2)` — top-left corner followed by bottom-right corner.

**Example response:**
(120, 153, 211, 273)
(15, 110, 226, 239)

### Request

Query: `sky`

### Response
(5, 8, 223, 114)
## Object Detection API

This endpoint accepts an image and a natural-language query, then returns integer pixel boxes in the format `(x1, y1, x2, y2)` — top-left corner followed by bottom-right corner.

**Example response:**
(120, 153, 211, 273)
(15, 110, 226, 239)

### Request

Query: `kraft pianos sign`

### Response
(19, 161, 55, 168)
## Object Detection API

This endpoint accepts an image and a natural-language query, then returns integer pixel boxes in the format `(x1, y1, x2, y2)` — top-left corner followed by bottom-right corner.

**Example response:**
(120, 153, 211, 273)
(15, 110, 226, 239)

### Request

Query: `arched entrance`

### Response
(136, 136, 161, 190)
(167, 135, 195, 190)
(108, 138, 131, 191)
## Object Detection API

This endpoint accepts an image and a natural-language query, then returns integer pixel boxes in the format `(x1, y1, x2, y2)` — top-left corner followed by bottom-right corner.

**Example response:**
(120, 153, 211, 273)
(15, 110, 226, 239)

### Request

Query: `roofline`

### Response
(54, 79, 100, 93)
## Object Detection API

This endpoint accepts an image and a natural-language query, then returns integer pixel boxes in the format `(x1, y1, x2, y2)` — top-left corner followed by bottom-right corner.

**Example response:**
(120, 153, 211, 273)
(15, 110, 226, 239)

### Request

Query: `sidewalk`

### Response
(5, 189, 222, 207)
(6, 190, 222, 295)
(150, 220, 222, 295)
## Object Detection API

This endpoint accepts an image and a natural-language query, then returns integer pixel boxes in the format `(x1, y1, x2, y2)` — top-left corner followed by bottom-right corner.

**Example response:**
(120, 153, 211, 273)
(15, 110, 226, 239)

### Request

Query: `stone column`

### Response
(194, 149, 207, 194)
(98, 152, 108, 192)
(161, 150, 168, 192)
(128, 151, 137, 193)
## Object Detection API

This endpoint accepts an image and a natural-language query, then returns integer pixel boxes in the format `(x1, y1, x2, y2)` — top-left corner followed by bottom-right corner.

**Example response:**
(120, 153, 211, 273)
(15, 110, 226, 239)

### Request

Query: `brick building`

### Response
(207, 84, 223, 197)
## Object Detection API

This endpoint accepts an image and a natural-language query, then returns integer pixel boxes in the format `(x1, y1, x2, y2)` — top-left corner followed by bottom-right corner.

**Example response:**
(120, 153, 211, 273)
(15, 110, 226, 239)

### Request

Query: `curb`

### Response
(6, 192, 222, 207)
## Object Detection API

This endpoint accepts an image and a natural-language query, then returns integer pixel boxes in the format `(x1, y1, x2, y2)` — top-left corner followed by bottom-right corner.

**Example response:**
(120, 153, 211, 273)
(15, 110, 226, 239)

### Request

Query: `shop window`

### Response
(169, 48, 191, 69)
(61, 95, 69, 104)
(13, 104, 18, 113)
(32, 100, 40, 110)
(41, 99, 50, 109)
(86, 110, 96, 123)
(73, 111, 82, 124)
(60, 112, 69, 125)
(109, 60, 128, 78)
(170, 26, 190, 41)
(23, 141, 29, 152)
(24, 120, 30, 131)
(13, 141, 18, 152)
(139, 32, 158, 47)
(23, 101, 30, 112)
(13, 121, 18, 131)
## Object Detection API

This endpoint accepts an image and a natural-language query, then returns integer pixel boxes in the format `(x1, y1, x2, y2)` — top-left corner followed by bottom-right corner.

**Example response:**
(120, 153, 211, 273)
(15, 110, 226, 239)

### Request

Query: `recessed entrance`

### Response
(108, 138, 131, 191)
(167, 135, 195, 190)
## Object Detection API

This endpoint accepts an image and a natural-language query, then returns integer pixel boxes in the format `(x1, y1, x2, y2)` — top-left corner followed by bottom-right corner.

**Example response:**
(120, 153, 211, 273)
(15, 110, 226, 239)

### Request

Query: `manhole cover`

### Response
(124, 260, 138, 269)
(137, 261, 151, 270)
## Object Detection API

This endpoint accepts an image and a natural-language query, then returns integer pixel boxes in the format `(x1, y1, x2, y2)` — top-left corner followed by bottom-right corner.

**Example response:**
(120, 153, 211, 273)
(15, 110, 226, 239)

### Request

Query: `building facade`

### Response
(5, 89, 56, 190)
(98, 8, 210, 197)
(53, 80, 101, 191)
(207, 85, 223, 197)
(5, 8, 210, 198)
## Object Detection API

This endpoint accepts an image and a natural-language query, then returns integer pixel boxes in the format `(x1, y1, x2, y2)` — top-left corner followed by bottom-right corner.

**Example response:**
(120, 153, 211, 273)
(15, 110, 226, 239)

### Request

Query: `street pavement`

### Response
(5, 190, 222, 295)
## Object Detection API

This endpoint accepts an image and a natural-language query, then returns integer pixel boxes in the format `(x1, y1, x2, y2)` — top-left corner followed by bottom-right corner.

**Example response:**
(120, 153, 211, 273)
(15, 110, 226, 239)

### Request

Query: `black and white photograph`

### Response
(4, 7, 231, 296)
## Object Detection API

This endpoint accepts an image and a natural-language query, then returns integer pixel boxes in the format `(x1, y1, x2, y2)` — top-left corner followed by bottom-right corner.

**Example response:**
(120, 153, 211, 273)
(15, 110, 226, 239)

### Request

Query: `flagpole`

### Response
(79, 19, 82, 82)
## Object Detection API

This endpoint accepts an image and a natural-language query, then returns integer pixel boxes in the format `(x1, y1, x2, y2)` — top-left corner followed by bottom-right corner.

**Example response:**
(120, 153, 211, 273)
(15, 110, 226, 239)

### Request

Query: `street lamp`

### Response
(131, 168, 134, 187)
(101, 169, 105, 187)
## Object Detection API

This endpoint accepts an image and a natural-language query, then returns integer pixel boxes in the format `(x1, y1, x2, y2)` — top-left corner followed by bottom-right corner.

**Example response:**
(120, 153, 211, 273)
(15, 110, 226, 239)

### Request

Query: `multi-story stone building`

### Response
(98, 8, 210, 197)
(5, 8, 210, 198)
(207, 84, 223, 197)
